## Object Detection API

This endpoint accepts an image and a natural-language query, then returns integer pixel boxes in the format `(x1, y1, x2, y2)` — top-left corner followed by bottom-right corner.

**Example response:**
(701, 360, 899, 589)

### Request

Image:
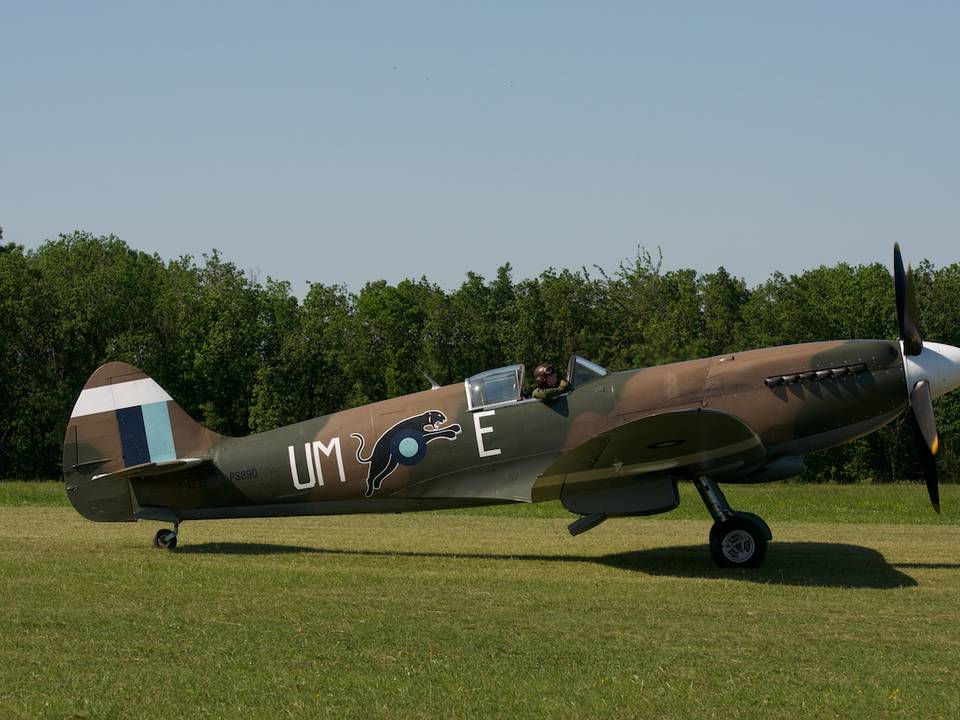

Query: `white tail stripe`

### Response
(71, 378, 173, 418)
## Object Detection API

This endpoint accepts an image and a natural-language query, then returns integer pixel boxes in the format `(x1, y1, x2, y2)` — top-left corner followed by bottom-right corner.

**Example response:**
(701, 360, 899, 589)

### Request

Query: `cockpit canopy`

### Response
(464, 356, 608, 411)
(465, 364, 524, 411)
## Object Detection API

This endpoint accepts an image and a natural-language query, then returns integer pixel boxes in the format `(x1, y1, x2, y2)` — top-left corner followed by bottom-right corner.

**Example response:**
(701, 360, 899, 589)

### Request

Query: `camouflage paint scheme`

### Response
(63, 339, 909, 526)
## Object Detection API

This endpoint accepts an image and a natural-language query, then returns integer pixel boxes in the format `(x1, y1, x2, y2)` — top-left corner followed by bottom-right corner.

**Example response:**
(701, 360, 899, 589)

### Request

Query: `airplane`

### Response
(62, 245, 960, 568)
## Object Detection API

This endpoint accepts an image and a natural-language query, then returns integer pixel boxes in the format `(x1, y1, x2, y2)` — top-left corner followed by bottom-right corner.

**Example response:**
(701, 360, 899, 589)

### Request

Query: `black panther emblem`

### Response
(351, 410, 462, 497)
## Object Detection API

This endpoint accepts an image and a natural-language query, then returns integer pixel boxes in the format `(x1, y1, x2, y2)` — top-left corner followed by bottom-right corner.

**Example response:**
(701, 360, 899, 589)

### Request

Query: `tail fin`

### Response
(63, 362, 220, 521)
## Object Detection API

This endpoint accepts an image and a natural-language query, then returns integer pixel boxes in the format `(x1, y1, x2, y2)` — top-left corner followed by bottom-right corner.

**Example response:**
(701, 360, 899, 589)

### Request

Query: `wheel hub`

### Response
(721, 529, 755, 563)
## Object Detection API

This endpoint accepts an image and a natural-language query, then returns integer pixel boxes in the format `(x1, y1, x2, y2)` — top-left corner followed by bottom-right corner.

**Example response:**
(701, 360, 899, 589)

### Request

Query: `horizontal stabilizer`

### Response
(91, 457, 210, 482)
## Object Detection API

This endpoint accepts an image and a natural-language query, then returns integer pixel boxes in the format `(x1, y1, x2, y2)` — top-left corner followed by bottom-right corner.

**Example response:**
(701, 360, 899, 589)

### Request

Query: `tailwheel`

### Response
(153, 528, 178, 550)
(709, 517, 767, 568)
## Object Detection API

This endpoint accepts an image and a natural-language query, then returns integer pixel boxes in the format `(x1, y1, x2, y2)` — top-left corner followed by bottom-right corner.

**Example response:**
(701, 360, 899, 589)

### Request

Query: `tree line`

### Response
(2, 231, 958, 482)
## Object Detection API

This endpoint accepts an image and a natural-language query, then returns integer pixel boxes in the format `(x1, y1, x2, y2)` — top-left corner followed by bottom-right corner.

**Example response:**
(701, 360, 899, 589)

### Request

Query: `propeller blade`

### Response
(910, 379, 940, 513)
(910, 380, 939, 455)
(893, 243, 923, 356)
(914, 420, 941, 513)
(894, 243, 907, 335)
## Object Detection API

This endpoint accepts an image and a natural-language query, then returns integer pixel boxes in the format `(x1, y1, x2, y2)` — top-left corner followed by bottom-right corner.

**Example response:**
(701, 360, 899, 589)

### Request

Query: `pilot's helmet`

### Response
(533, 362, 556, 388)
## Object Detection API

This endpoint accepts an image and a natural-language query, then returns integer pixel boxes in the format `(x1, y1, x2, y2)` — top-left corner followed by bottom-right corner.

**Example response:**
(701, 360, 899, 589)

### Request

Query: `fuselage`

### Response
(114, 339, 911, 523)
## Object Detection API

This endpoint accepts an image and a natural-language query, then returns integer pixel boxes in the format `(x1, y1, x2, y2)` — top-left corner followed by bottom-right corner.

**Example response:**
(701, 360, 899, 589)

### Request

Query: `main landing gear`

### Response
(152, 524, 179, 550)
(693, 476, 772, 568)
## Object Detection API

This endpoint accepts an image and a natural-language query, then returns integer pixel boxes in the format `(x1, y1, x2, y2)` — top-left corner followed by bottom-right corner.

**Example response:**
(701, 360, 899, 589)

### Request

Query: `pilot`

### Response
(532, 362, 571, 400)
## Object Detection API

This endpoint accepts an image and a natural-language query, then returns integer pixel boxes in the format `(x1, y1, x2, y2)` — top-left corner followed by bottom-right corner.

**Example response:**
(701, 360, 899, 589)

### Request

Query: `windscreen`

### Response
(568, 356, 609, 386)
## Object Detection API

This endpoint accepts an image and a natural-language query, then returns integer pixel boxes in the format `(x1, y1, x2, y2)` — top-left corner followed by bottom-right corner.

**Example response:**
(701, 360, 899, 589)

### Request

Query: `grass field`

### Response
(2, 482, 959, 719)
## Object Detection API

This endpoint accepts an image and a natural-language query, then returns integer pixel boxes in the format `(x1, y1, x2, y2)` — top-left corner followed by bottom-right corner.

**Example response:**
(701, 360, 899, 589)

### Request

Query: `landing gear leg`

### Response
(692, 476, 771, 568)
(153, 522, 179, 551)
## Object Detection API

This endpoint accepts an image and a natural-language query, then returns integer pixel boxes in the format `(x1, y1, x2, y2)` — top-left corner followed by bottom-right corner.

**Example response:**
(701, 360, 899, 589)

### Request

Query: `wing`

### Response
(537, 407, 766, 494)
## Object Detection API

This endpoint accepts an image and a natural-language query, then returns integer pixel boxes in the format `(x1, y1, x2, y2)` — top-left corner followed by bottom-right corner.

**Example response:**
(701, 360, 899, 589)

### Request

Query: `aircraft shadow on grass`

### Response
(178, 541, 918, 589)
(596, 543, 917, 589)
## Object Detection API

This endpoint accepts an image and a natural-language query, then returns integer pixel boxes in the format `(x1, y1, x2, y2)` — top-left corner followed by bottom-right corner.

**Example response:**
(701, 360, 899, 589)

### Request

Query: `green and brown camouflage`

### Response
(62, 340, 929, 518)
(60, 246, 960, 566)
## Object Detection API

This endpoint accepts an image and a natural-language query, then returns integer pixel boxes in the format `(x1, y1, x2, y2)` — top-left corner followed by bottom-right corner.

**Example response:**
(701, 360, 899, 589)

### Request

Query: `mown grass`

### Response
(0, 481, 68, 507)
(2, 483, 959, 719)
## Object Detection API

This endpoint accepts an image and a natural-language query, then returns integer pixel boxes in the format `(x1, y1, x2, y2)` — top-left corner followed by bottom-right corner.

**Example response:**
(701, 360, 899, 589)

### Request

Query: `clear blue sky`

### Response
(3, 2, 958, 297)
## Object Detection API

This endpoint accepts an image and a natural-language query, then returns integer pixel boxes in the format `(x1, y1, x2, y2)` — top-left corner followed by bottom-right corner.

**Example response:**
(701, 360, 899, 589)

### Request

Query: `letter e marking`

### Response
(474, 410, 501, 458)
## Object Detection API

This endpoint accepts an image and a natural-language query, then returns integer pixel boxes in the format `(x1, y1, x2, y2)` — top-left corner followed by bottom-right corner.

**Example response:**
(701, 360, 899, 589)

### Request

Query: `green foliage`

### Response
(2, 232, 959, 483)
(699, 267, 749, 356)
(0, 244, 59, 477)
(249, 282, 353, 430)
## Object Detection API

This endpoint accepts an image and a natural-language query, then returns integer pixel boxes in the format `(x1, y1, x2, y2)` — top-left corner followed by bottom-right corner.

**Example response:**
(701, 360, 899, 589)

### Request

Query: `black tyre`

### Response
(153, 528, 178, 550)
(709, 517, 767, 568)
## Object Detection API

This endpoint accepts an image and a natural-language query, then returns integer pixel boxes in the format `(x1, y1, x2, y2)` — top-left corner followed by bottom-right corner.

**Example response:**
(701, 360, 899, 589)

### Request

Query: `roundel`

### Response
(390, 429, 427, 465)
